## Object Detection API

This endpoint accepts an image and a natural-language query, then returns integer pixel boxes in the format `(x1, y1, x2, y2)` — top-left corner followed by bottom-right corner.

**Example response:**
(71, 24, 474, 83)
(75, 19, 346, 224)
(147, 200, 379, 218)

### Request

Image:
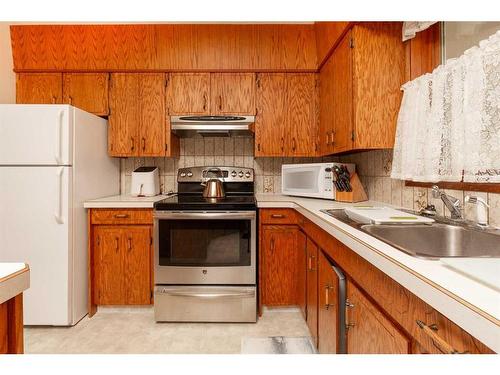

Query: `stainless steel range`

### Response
(153, 166, 257, 322)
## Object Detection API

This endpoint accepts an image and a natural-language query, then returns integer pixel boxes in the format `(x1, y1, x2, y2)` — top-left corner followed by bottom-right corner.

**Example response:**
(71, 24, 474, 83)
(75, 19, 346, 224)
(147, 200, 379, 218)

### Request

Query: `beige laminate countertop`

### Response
(84, 194, 167, 209)
(256, 193, 500, 352)
(0, 263, 30, 305)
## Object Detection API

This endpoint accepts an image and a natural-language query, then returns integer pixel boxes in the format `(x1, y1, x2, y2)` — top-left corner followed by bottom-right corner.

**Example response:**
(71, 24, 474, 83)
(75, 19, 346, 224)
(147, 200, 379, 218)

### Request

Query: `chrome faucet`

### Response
(431, 185, 463, 220)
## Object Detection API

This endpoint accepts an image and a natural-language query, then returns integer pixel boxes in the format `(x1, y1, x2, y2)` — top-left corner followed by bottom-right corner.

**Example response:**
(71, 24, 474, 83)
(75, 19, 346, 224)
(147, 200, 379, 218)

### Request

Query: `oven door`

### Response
(154, 211, 256, 285)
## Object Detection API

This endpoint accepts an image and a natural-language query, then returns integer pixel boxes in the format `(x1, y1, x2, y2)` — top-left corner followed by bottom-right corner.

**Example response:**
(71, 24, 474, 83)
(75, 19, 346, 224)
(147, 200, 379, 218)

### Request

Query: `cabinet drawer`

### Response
(90, 209, 153, 225)
(260, 209, 297, 224)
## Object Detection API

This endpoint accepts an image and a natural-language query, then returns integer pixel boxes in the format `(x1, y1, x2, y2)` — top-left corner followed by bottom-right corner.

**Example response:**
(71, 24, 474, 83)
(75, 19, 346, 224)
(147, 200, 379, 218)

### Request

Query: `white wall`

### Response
(0, 23, 15, 103)
(444, 22, 500, 60)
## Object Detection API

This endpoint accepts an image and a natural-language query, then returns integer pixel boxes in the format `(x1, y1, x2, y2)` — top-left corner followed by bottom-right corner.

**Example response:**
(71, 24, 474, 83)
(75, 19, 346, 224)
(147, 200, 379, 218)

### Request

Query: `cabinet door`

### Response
(139, 73, 166, 156)
(286, 74, 317, 156)
(211, 73, 256, 115)
(306, 237, 319, 347)
(109, 73, 140, 157)
(261, 225, 297, 306)
(62, 73, 109, 115)
(296, 230, 307, 320)
(16, 73, 62, 104)
(255, 73, 286, 156)
(318, 251, 341, 354)
(346, 280, 410, 354)
(94, 226, 125, 305)
(167, 73, 210, 115)
(123, 226, 152, 305)
(318, 54, 335, 155)
(332, 31, 353, 153)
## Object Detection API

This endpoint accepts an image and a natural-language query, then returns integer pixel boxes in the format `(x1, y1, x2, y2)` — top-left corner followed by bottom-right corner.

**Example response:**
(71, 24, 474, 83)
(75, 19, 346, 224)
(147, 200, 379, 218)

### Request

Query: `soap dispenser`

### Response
(464, 195, 489, 226)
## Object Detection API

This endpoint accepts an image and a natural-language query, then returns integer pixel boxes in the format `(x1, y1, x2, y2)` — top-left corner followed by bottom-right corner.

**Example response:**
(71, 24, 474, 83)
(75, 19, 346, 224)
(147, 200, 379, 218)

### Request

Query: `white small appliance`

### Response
(0, 104, 120, 325)
(281, 162, 356, 200)
(131, 166, 160, 197)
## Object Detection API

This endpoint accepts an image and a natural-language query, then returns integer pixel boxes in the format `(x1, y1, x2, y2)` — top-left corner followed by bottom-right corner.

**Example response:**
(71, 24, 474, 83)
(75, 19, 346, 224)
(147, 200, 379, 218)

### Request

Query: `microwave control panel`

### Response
(324, 167, 334, 193)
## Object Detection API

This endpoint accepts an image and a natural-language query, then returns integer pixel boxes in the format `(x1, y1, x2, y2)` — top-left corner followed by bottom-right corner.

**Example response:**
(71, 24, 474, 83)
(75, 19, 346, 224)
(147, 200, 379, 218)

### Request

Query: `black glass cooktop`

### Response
(154, 194, 256, 211)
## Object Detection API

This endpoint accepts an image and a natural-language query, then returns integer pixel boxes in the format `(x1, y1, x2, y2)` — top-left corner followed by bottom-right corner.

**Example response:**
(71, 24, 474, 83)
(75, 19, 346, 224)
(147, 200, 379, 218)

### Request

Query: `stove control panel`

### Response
(177, 166, 254, 183)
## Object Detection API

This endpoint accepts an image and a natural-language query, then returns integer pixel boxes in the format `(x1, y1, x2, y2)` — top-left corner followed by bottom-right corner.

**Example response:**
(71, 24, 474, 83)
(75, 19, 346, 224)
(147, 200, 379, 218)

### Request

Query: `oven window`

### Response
(158, 219, 251, 267)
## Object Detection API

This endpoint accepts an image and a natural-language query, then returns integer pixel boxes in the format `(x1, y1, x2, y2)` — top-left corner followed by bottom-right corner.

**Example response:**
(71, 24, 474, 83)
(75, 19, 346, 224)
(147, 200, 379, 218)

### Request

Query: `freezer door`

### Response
(0, 104, 73, 165)
(0, 166, 72, 325)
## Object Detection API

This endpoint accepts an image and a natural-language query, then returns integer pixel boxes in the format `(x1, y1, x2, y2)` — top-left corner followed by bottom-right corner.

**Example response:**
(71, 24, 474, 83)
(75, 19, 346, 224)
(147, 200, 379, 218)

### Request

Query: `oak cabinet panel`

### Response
(261, 225, 297, 306)
(314, 22, 351, 66)
(346, 280, 410, 354)
(296, 230, 307, 320)
(306, 237, 319, 347)
(92, 223, 152, 307)
(318, 251, 341, 354)
(211, 73, 256, 115)
(318, 51, 335, 155)
(167, 73, 210, 115)
(255, 73, 317, 157)
(94, 226, 125, 305)
(62, 73, 109, 115)
(16, 73, 62, 104)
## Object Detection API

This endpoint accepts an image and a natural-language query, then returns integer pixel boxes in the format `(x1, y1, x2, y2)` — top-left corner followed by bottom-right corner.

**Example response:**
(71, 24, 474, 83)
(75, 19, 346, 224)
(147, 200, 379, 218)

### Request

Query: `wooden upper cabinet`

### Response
(318, 251, 341, 354)
(109, 73, 140, 157)
(332, 31, 353, 154)
(62, 73, 109, 115)
(167, 73, 210, 115)
(346, 280, 410, 354)
(286, 74, 318, 156)
(315, 22, 351, 67)
(255, 73, 287, 156)
(139, 73, 166, 156)
(16, 73, 62, 104)
(211, 73, 256, 115)
(306, 237, 319, 348)
(318, 52, 335, 155)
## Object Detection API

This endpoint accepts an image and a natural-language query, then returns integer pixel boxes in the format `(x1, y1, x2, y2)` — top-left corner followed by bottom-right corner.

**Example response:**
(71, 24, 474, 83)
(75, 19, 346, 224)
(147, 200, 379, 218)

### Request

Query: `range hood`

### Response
(171, 115, 255, 137)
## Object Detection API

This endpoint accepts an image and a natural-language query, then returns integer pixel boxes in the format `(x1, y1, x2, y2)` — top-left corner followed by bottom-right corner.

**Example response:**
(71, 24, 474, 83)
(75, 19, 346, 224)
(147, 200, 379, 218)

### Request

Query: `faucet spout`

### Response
(431, 185, 463, 220)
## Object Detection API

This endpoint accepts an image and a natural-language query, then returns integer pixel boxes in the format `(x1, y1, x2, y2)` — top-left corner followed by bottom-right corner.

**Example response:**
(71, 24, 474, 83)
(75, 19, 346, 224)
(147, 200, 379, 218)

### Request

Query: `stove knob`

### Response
(187, 172, 193, 177)
(245, 171, 251, 178)
(231, 170, 237, 177)
(180, 172, 186, 177)
(238, 171, 244, 178)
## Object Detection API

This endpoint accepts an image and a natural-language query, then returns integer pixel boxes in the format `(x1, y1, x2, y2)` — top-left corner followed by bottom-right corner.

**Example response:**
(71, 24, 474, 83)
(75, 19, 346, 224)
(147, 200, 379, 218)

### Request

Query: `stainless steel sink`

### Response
(321, 209, 500, 260)
(361, 223, 500, 259)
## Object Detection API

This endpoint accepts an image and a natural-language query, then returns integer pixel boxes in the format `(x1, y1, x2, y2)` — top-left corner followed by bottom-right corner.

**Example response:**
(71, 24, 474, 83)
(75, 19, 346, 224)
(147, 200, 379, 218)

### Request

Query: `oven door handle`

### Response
(153, 211, 256, 220)
(156, 289, 255, 299)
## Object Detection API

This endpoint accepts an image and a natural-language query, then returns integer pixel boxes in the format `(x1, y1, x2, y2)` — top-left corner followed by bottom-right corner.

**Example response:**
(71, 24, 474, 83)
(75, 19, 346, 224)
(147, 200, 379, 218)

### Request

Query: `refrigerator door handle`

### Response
(54, 167, 65, 224)
(55, 110, 64, 164)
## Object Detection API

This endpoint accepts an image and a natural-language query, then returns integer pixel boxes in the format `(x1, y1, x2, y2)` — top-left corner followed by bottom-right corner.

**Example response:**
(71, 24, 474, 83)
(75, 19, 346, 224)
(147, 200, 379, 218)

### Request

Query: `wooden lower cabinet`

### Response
(89, 209, 153, 316)
(318, 251, 342, 354)
(0, 294, 24, 354)
(261, 225, 298, 306)
(296, 230, 307, 320)
(346, 280, 410, 354)
(306, 238, 319, 347)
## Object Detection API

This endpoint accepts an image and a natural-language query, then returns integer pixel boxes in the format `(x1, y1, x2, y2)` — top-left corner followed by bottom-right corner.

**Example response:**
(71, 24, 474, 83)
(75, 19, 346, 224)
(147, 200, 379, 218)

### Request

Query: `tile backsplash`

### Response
(119, 139, 498, 227)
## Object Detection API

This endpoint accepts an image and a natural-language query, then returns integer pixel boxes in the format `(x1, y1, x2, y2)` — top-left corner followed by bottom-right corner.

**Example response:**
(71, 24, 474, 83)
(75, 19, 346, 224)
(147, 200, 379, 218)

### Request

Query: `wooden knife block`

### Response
(335, 172, 368, 203)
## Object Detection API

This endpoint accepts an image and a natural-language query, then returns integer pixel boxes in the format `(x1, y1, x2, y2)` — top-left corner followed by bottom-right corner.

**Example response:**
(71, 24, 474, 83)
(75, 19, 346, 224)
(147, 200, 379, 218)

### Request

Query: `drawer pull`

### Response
(345, 299, 355, 330)
(114, 214, 129, 219)
(271, 214, 285, 219)
(416, 320, 464, 354)
(325, 285, 333, 310)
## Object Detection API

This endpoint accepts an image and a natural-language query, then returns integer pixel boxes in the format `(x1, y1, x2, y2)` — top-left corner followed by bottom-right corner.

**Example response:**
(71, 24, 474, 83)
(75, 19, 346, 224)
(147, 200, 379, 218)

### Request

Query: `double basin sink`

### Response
(322, 209, 500, 260)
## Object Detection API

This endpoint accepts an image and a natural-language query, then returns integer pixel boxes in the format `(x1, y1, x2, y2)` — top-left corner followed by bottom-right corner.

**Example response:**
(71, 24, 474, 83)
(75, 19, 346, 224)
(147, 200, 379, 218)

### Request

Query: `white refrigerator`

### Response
(0, 105, 120, 325)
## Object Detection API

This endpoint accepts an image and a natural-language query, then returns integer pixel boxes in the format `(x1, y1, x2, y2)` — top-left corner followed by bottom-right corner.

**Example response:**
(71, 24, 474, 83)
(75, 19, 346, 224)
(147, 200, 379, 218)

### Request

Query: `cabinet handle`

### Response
(280, 137, 285, 152)
(292, 137, 297, 152)
(130, 137, 135, 151)
(325, 285, 333, 310)
(326, 131, 330, 146)
(115, 237, 119, 252)
(202, 93, 208, 111)
(308, 255, 316, 271)
(52, 96, 57, 104)
(271, 214, 285, 219)
(114, 214, 129, 219)
(218, 95, 223, 111)
(416, 320, 464, 354)
(128, 237, 132, 251)
(330, 131, 335, 145)
(142, 137, 146, 152)
(68, 96, 73, 105)
(345, 299, 355, 330)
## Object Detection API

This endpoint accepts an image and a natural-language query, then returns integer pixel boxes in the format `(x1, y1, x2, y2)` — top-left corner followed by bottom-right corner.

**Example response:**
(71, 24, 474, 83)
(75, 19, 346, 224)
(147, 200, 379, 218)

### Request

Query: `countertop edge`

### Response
(257, 197, 500, 352)
(0, 264, 30, 305)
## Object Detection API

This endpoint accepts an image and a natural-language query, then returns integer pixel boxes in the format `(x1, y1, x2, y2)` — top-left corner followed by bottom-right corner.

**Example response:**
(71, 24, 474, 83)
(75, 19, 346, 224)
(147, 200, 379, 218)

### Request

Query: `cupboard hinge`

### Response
(255, 107, 258, 116)
(150, 237, 153, 246)
(165, 76, 169, 88)
(257, 143, 261, 152)
(350, 38, 354, 48)
(165, 143, 168, 152)
(351, 130, 355, 142)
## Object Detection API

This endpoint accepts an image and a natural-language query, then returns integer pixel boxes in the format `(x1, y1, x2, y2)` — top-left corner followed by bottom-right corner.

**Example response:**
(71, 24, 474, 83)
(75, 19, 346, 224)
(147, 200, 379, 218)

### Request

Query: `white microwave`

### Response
(281, 162, 356, 200)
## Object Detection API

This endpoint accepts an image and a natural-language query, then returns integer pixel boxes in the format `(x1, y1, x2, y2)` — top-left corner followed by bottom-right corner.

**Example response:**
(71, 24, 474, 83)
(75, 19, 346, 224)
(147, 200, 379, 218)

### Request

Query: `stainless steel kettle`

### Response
(201, 168, 225, 199)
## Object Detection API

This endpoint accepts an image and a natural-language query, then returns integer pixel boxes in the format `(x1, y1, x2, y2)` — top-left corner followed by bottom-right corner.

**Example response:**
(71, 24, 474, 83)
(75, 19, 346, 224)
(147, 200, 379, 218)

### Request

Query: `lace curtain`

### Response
(391, 30, 500, 183)
(402, 22, 437, 41)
